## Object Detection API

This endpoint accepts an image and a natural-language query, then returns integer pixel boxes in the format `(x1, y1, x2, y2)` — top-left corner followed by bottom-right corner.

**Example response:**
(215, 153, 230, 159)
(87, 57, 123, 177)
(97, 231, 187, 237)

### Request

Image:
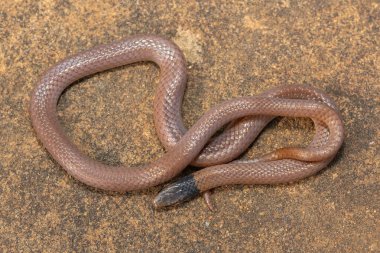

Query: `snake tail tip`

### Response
(153, 175, 200, 208)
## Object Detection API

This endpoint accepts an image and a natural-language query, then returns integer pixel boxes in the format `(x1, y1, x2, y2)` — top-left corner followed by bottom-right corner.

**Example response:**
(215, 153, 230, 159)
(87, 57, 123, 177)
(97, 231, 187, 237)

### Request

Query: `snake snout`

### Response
(153, 175, 200, 208)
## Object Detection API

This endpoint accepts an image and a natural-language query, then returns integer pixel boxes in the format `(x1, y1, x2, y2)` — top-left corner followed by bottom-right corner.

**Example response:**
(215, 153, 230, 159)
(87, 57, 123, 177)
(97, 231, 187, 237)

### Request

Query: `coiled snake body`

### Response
(30, 35, 344, 208)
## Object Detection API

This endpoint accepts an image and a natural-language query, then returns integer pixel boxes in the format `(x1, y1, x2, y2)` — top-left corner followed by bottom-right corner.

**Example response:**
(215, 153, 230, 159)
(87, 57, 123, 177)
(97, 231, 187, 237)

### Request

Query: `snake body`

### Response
(30, 35, 344, 207)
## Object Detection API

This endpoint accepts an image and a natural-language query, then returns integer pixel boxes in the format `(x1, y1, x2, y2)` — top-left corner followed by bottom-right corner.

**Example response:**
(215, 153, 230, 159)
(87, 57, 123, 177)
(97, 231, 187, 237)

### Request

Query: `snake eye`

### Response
(153, 175, 200, 208)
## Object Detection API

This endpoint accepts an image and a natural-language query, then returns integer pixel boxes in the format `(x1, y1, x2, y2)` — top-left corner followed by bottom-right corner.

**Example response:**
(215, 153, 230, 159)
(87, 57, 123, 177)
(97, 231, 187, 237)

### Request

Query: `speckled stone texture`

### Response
(0, 0, 379, 252)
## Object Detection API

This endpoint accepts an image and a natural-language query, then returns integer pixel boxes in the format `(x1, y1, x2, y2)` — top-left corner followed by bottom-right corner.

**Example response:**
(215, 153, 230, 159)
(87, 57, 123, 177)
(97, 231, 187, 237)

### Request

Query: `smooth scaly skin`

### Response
(29, 35, 344, 207)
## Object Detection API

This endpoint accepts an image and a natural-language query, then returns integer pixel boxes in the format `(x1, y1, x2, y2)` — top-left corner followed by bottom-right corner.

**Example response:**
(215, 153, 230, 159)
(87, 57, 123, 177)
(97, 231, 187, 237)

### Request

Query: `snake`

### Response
(30, 35, 344, 208)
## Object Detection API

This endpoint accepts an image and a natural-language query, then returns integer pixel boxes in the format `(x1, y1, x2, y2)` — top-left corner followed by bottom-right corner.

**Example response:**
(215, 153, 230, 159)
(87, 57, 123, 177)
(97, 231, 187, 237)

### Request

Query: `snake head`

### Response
(153, 175, 200, 208)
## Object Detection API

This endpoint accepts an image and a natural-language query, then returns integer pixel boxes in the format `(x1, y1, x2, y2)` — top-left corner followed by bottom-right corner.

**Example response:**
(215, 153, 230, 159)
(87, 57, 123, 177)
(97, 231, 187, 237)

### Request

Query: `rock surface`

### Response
(0, 1, 379, 252)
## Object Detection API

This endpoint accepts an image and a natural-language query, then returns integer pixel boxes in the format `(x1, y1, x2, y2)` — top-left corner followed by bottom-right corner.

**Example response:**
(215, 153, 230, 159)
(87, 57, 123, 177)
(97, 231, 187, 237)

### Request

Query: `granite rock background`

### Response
(0, 0, 379, 252)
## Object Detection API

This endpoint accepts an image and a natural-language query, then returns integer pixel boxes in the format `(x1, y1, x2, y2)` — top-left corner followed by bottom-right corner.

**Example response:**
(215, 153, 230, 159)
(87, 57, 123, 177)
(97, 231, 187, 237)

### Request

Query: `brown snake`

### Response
(30, 35, 344, 208)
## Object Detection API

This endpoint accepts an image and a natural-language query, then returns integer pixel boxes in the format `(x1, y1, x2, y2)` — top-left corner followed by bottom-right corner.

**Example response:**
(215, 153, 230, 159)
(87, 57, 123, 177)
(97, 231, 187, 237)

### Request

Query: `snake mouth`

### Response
(153, 175, 200, 208)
